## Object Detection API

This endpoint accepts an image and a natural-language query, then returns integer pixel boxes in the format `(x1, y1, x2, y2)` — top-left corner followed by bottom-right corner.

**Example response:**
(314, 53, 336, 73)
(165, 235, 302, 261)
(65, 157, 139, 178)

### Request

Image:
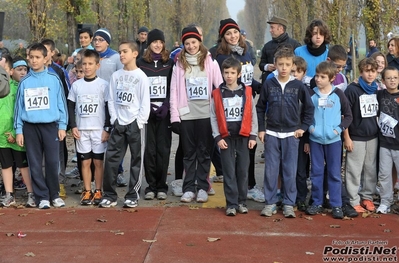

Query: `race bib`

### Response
(186, 77, 208, 100)
(318, 98, 333, 108)
(223, 95, 243, 122)
(378, 112, 398, 138)
(24, 87, 50, 111)
(359, 94, 378, 118)
(116, 82, 134, 105)
(241, 63, 254, 86)
(148, 76, 167, 99)
(77, 94, 99, 117)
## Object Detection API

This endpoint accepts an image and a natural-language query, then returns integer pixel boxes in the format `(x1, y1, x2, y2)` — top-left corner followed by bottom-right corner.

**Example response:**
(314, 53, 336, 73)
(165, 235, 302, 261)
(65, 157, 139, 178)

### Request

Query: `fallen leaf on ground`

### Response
(16, 205, 25, 209)
(37, 242, 42, 244)
(18, 213, 28, 217)
(370, 214, 380, 218)
(186, 243, 195, 246)
(97, 218, 107, 223)
(0, 213, 4, 216)
(330, 225, 340, 228)
(207, 237, 221, 242)
(142, 239, 157, 243)
(304, 216, 313, 221)
(122, 208, 138, 213)
(114, 232, 124, 236)
(67, 210, 76, 213)
(273, 218, 283, 222)
(342, 216, 354, 220)
(321, 213, 327, 216)
(45, 213, 52, 215)
(384, 229, 391, 232)
(306, 251, 315, 255)
(188, 205, 199, 210)
(45, 220, 54, 225)
(6, 233, 14, 237)
(379, 223, 386, 226)
(362, 212, 371, 218)
(25, 252, 35, 257)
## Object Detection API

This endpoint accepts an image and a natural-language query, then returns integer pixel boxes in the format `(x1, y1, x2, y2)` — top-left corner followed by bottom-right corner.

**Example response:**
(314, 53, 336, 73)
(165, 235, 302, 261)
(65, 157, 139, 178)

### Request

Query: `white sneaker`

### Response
(247, 186, 265, 203)
(39, 200, 50, 209)
(52, 198, 65, 208)
(376, 204, 391, 214)
(207, 187, 216, 195)
(180, 191, 195, 203)
(171, 179, 183, 197)
(145, 192, 155, 200)
(66, 167, 80, 179)
(196, 189, 208, 203)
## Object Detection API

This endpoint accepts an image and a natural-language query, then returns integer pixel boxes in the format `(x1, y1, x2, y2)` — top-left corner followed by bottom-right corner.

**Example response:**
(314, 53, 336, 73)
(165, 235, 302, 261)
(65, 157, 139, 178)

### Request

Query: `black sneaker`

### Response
(342, 203, 358, 218)
(296, 201, 307, 212)
(306, 205, 323, 215)
(332, 207, 344, 219)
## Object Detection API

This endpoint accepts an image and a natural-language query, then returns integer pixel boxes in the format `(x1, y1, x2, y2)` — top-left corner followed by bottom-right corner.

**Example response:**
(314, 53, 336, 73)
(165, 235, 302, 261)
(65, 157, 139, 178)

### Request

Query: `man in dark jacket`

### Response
(136, 26, 149, 58)
(366, 39, 379, 58)
(259, 16, 301, 83)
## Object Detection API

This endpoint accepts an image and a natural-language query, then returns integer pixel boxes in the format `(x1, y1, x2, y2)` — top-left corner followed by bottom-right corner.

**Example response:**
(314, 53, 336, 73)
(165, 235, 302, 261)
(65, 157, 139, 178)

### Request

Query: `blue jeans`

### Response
(309, 140, 342, 207)
(263, 135, 299, 206)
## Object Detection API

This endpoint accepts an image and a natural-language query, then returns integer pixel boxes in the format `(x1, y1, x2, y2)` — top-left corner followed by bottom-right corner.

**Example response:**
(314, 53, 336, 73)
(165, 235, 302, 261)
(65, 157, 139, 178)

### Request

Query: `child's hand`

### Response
(16, 134, 24, 147)
(258, 131, 265, 143)
(217, 139, 228, 149)
(304, 143, 310, 154)
(248, 139, 256, 149)
(294, 129, 304, 138)
(101, 131, 110, 142)
(58, 130, 66, 141)
(4, 132, 15, 143)
(344, 138, 354, 152)
(72, 127, 80, 140)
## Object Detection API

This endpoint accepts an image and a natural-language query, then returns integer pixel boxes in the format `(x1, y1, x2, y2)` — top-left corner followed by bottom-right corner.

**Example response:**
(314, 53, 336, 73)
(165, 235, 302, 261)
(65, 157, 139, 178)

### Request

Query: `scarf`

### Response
(152, 53, 162, 61)
(185, 51, 200, 66)
(272, 32, 289, 43)
(229, 44, 244, 56)
(99, 47, 117, 58)
(306, 43, 326, 57)
(358, 76, 378, 94)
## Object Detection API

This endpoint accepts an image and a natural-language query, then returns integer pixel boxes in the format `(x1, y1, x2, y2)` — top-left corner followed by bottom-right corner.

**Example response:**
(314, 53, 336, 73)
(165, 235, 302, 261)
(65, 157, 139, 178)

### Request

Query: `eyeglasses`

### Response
(385, 77, 398, 81)
(93, 38, 105, 43)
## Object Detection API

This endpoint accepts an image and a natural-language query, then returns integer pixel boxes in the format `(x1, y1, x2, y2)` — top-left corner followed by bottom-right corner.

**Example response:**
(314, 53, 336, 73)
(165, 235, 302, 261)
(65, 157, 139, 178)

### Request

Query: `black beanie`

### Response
(147, 29, 165, 44)
(138, 26, 149, 34)
(219, 18, 240, 37)
(181, 26, 202, 43)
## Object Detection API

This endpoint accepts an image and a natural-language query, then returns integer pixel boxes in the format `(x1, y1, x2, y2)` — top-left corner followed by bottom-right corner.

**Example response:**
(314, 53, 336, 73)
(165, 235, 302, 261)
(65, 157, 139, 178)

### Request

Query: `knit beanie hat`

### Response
(94, 28, 111, 44)
(138, 26, 149, 34)
(147, 29, 165, 44)
(181, 27, 202, 43)
(219, 18, 240, 37)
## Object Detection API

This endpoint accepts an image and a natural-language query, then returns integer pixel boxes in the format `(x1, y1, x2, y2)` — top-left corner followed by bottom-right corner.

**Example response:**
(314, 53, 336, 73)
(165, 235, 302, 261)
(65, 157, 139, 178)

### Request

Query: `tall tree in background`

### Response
(28, 0, 48, 42)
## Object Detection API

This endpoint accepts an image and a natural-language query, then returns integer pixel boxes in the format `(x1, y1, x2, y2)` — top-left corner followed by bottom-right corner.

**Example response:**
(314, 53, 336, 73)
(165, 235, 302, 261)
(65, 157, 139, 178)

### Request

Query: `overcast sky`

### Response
(226, 0, 245, 21)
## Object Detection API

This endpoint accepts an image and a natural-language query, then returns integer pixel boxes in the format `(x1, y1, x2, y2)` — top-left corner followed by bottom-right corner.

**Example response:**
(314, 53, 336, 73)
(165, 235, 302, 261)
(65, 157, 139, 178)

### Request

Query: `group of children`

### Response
(0, 20, 398, 221)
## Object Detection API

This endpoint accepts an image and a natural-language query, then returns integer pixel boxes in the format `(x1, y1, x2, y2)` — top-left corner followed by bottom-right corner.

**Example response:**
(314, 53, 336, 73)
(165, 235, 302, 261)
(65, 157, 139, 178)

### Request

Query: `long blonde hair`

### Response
(178, 43, 208, 72)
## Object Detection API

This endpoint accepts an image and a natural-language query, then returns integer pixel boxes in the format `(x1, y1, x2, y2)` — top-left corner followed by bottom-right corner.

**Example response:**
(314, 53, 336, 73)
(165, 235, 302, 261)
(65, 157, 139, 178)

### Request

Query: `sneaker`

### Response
(171, 179, 183, 197)
(226, 207, 236, 216)
(71, 155, 78, 163)
(92, 190, 102, 205)
(59, 184, 67, 199)
(283, 205, 296, 218)
(361, 199, 375, 212)
(196, 189, 208, 203)
(157, 192, 167, 200)
(124, 199, 138, 208)
(238, 204, 248, 214)
(39, 200, 50, 209)
(80, 190, 93, 205)
(207, 187, 216, 195)
(296, 201, 307, 212)
(353, 205, 367, 213)
(212, 175, 224, 183)
(74, 180, 83, 194)
(66, 167, 80, 179)
(1, 192, 15, 207)
(99, 198, 117, 208)
(332, 207, 344, 219)
(247, 186, 265, 203)
(260, 204, 277, 217)
(342, 203, 358, 218)
(14, 180, 27, 190)
(306, 205, 324, 215)
(26, 192, 36, 208)
(52, 198, 65, 208)
(145, 192, 155, 200)
(376, 204, 391, 214)
(116, 173, 127, 187)
(180, 191, 195, 203)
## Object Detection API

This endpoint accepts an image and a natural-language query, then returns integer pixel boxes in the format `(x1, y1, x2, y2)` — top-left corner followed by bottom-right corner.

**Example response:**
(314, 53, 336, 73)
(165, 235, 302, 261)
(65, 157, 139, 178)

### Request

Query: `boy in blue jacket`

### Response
(306, 61, 352, 219)
(256, 48, 314, 218)
(14, 43, 68, 209)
